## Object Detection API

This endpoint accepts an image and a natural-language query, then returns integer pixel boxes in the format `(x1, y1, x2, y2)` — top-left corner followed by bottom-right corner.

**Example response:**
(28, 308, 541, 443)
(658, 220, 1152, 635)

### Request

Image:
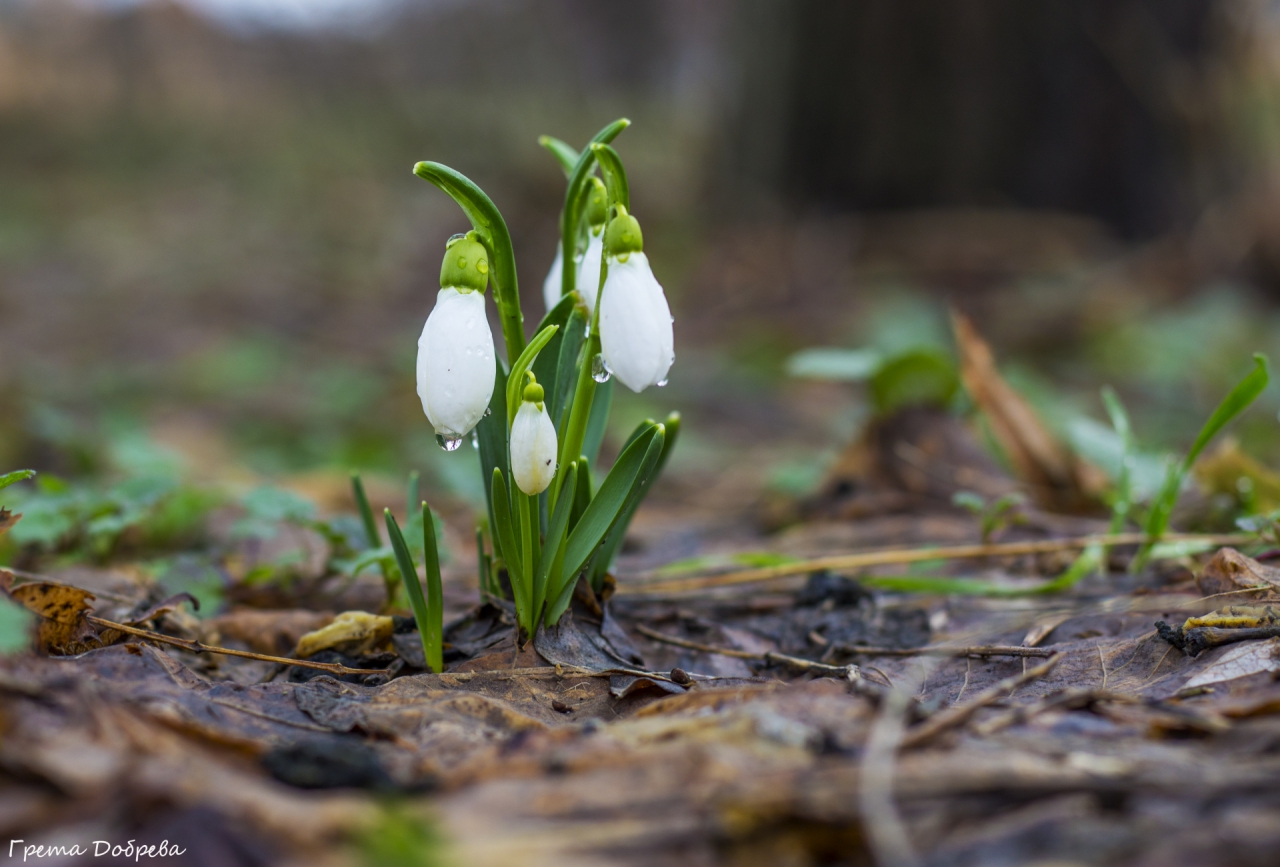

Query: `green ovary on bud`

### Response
(440, 231, 490, 293)
(604, 205, 643, 258)
(522, 380, 545, 405)
(585, 177, 608, 230)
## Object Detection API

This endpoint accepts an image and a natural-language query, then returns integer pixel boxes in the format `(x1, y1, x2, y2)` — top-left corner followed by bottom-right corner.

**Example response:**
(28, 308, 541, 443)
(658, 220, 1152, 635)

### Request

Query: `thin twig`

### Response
(899, 654, 1062, 749)
(634, 624, 860, 678)
(832, 643, 1055, 659)
(621, 533, 1248, 595)
(87, 615, 391, 678)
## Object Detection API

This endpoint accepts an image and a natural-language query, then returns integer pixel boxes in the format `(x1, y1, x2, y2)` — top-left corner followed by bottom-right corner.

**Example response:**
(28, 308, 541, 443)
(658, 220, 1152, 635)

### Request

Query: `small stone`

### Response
(670, 668, 692, 685)
(551, 699, 572, 713)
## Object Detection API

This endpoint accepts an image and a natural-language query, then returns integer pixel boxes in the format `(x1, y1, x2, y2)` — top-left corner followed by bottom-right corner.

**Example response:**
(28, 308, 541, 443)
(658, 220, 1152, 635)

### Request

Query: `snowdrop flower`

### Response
(510, 379, 557, 495)
(598, 207, 674, 393)
(541, 245, 564, 314)
(416, 233, 496, 447)
(577, 231, 604, 314)
(544, 177, 609, 316)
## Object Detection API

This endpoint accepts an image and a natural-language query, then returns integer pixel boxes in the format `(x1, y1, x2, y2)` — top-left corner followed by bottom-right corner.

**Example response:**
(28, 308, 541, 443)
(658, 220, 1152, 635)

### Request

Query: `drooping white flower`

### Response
(510, 382, 557, 495)
(577, 231, 604, 315)
(542, 245, 564, 315)
(599, 251, 674, 393)
(416, 233, 496, 444)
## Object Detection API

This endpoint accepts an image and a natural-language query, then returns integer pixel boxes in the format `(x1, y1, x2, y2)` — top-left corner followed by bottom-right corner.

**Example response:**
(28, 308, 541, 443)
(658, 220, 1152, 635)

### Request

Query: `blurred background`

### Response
(5, 0, 1280, 576)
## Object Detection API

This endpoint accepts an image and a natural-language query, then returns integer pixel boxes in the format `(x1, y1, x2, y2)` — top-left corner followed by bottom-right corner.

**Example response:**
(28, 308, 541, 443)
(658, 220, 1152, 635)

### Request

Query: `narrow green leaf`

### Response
(406, 471, 420, 520)
(535, 462, 578, 621)
(505, 324, 560, 426)
(538, 135, 579, 177)
(586, 413, 680, 588)
(1135, 353, 1270, 569)
(490, 468, 526, 625)
(476, 362, 510, 541)
(570, 455, 592, 531)
(559, 119, 630, 301)
(552, 430, 670, 622)
(384, 509, 436, 670)
(1101, 386, 1132, 538)
(531, 293, 577, 419)
(351, 472, 395, 589)
(550, 425, 665, 614)
(412, 161, 525, 363)
(0, 470, 35, 492)
(420, 501, 444, 673)
(589, 143, 630, 212)
(350, 473, 379, 547)
(550, 305, 588, 430)
(582, 378, 613, 466)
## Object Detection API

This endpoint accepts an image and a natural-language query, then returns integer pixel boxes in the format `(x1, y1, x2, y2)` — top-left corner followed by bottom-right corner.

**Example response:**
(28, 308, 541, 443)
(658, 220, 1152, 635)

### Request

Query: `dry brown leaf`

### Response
(7, 581, 106, 655)
(1196, 547, 1280, 596)
(952, 311, 1106, 510)
(0, 508, 19, 535)
(295, 610, 394, 658)
(1184, 639, 1280, 688)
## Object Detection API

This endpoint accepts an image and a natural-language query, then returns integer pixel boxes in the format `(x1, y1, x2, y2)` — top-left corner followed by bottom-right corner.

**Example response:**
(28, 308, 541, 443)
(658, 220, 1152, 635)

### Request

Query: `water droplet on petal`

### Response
(447, 233, 467, 244)
(656, 378, 668, 387)
(437, 433, 464, 452)
(591, 354, 611, 383)
(483, 406, 492, 418)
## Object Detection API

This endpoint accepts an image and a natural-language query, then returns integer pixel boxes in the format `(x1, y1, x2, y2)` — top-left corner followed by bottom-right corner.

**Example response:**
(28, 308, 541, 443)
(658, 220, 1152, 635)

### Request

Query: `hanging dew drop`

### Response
(437, 433, 464, 452)
(656, 378, 668, 387)
(471, 432, 480, 450)
(591, 354, 611, 383)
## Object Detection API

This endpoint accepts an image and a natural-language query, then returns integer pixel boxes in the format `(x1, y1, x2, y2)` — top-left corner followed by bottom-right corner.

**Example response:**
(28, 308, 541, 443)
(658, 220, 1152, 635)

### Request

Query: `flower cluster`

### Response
(388, 120, 681, 657)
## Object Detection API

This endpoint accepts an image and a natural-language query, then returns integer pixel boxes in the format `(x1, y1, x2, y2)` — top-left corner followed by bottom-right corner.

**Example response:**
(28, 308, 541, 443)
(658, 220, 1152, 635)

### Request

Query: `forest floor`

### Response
(7, 355, 1280, 867)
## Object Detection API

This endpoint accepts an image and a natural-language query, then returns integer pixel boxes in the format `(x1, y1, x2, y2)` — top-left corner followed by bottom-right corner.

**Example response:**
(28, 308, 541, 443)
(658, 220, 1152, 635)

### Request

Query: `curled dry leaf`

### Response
(295, 610, 394, 659)
(1196, 547, 1280, 596)
(5, 580, 107, 655)
(952, 311, 1106, 510)
(0, 508, 19, 535)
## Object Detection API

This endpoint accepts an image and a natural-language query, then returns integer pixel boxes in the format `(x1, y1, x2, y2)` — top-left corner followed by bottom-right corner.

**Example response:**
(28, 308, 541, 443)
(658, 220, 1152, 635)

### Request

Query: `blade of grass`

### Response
(1133, 353, 1270, 571)
(352, 472, 396, 603)
(384, 509, 436, 671)
(419, 501, 444, 673)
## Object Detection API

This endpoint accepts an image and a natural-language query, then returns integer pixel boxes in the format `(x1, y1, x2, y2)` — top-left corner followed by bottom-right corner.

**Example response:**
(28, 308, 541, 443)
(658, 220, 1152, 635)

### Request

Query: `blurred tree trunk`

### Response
(720, 0, 1223, 240)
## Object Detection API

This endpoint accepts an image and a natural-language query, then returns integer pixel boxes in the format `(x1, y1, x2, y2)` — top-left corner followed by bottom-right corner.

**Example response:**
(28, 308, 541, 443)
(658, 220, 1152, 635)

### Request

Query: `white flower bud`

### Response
(416, 287, 496, 443)
(599, 252, 674, 393)
(542, 245, 564, 315)
(510, 386, 557, 495)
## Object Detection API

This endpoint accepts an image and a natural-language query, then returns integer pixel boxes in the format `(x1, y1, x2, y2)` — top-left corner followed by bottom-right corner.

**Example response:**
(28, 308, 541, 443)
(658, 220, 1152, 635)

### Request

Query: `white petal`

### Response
(599, 252, 674, 392)
(510, 401, 558, 494)
(542, 245, 564, 315)
(416, 288, 496, 438)
(576, 232, 604, 315)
